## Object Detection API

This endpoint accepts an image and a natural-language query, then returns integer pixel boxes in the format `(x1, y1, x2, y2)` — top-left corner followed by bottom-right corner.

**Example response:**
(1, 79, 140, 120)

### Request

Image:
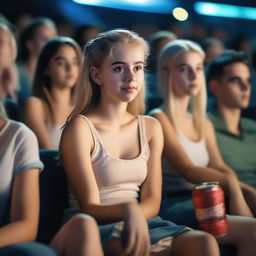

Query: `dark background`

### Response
(1, 0, 256, 43)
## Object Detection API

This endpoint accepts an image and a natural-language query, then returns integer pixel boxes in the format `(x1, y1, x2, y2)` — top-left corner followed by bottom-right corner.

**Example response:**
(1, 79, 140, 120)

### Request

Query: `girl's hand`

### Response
(121, 202, 150, 256)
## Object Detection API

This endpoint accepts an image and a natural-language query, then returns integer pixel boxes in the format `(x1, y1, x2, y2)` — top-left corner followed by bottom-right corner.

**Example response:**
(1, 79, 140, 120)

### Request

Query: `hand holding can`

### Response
(192, 182, 228, 237)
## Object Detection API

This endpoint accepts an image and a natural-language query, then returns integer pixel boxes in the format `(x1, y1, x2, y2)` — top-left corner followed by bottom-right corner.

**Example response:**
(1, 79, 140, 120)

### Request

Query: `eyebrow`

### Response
(53, 56, 78, 61)
(111, 61, 144, 66)
(176, 62, 203, 68)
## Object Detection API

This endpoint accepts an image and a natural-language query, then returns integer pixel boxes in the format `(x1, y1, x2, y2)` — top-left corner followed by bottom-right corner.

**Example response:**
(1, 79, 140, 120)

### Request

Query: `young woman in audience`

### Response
(0, 22, 18, 102)
(0, 100, 104, 256)
(17, 17, 57, 102)
(22, 36, 82, 149)
(60, 29, 221, 256)
(150, 39, 256, 254)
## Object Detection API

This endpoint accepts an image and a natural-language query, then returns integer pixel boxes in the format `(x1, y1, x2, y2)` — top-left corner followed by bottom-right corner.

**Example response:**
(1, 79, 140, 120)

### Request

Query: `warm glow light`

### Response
(172, 7, 188, 21)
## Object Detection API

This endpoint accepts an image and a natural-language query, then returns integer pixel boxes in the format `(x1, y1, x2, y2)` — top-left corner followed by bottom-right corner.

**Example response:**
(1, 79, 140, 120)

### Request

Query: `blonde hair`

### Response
(67, 29, 149, 123)
(0, 100, 7, 120)
(158, 39, 206, 138)
(0, 22, 17, 62)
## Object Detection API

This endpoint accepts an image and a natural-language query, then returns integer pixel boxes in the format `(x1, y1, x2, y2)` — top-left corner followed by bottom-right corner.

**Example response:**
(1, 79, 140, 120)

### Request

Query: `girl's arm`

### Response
(206, 120, 255, 216)
(153, 110, 252, 216)
(153, 111, 234, 188)
(139, 116, 163, 219)
(60, 116, 150, 253)
(22, 97, 53, 149)
(205, 119, 253, 216)
(0, 169, 40, 247)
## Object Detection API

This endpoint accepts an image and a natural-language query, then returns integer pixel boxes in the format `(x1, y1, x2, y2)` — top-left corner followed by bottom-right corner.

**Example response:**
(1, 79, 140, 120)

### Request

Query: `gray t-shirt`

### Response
(0, 120, 43, 226)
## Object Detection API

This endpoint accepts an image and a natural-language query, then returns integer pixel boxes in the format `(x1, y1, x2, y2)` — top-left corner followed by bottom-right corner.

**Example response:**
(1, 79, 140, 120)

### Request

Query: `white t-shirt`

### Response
(0, 120, 43, 225)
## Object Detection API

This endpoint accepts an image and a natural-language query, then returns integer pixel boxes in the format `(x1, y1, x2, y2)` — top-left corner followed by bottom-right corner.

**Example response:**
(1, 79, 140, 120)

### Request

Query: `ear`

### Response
(90, 66, 102, 85)
(208, 80, 219, 97)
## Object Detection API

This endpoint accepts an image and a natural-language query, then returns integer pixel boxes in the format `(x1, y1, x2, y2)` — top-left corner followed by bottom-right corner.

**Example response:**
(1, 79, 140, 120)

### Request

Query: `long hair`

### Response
(0, 22, 17, 62)
(158, 39, 206, 138)
(0, 100, 7, 120)
(18, 17, 56, 63)
(67, 29, 149, 123)
(32, 36, 82, 122)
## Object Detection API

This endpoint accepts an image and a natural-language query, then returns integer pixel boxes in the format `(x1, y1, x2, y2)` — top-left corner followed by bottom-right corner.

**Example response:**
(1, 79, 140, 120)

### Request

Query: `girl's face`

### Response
(91, 43, 145, 104)
(170, 51, 205, 97)
(0, 28, 15, 67)
(29, 25, 56, 58)
(47, 45, 80, 89)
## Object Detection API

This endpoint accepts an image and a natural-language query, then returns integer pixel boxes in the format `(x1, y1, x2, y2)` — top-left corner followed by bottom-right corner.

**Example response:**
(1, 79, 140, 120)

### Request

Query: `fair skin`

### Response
(22, 44, 79, 149)
(60, 43, 220, 256)
(153, 51, 252, 216)
(25, 25, 56, 78)
(209, 62, 256, 216)
(0, 116, 104, 255)
(0, 27, 17, 101)
(152, 50, 256, 255)
(0, 118, 40, 247)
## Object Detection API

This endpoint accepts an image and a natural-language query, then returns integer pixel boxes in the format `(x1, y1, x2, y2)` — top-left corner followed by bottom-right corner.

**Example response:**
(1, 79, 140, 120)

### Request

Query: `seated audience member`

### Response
(0, 21, 20, 120)
(17, 17, 57, 103)
(22, 37, 82, 149)
(60, 29, 221, 256)
(150, 39, 256, 254)
(146, 30, 177, 111)
(73, 24, 102, 50)
(207, 50, 256, 214)
(0, 100, 104, 256)
(200, 37, 225, 65)
(0, 22, 18, 101)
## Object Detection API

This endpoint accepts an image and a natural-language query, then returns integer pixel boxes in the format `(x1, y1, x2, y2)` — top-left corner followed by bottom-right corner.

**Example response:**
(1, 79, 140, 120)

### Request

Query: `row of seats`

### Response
(37, 150, 235, 255)
(37, 149, 67, 244)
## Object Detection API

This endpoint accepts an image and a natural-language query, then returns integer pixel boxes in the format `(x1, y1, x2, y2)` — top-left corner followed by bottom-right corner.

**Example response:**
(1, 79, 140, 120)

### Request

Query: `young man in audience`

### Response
(207, 50, 256, 215)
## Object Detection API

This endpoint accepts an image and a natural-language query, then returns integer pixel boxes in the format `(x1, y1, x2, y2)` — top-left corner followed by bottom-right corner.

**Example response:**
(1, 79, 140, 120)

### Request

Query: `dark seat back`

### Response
(37, 149, 68, 244)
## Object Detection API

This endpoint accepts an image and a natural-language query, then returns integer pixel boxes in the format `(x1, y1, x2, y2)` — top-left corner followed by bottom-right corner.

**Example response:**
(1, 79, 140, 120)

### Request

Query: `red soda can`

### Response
(192, 182, 228, 237)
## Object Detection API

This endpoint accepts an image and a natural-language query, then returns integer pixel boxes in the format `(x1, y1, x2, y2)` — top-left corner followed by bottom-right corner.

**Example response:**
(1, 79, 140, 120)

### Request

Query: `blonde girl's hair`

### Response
(32, 36, 82, 124)
(158, 39, 206, 138)
(0, 22, 17, 62)
(0, 100, 7, 120)
(67, 29, 149, 123)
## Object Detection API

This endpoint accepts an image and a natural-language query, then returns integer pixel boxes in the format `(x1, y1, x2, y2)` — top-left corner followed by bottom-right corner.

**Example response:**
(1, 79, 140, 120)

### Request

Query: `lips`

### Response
(121, 86, 137, 92)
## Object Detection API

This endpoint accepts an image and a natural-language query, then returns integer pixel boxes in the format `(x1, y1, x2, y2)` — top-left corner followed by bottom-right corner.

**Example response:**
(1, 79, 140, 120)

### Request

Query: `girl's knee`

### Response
(66, 214, 97, 234)
(172, 230, 219, 256)
(187, 230, 217, 247)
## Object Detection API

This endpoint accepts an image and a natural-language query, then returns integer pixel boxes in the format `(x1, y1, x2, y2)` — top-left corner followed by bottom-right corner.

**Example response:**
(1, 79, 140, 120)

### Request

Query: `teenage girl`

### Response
(0, 100, 103, 256)
(60, 29, 220, 256)
(22, 37, 82, 149)
(150, 39, 256, 255)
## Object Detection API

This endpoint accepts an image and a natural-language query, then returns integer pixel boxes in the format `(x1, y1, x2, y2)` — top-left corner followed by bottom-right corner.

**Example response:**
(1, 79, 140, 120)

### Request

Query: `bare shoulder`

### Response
(62, 115, 92, 138)
(22, 97, 46, 119)
(147, 107, 164, 118)
(148, 108, 168, 123)
(148, 108, 175, 134)
(141, 115, 163, 140)
(142, 115, 162, 129)
(23, 96, 43, 107)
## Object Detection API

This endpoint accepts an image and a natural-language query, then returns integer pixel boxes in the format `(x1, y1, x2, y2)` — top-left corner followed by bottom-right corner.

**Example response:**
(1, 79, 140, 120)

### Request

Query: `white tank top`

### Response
(162, 131, 209, 195)
(46, 123, 63, 149)
(68, 115, 150, 210)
